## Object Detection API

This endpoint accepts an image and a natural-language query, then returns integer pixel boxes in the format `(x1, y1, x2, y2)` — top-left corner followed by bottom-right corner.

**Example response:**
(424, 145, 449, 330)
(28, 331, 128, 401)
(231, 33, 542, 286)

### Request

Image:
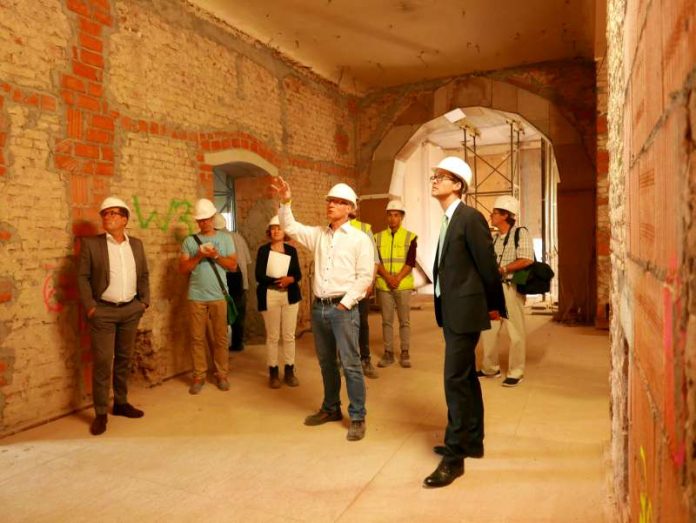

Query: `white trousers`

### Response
(480, 283, 526, 379)
(261, 289, 299, 367)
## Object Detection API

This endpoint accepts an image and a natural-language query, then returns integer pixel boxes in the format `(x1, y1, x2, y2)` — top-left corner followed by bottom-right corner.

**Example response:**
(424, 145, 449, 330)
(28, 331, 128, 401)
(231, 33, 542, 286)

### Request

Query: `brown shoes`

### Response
(304, 409, 343, 426)
(423, 458, 464, 488)
(346, 420, 366, 441)
(112, 403, 144, 418)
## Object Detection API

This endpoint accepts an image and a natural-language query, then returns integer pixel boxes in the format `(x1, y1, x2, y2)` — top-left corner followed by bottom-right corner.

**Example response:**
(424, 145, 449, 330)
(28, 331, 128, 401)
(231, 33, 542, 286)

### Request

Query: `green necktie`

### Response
(435, 215, 448, 297)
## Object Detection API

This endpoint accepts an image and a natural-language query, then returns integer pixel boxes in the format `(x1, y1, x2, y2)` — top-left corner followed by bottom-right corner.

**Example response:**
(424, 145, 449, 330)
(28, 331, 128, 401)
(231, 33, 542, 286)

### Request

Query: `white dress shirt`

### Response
(100, 233, 137, 304)
(278, 203, 374, 309)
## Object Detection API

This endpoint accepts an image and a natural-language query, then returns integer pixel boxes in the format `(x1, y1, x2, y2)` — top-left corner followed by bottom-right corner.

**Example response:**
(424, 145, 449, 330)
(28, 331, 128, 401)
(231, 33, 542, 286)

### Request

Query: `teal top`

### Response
(181, 232, 235, 301)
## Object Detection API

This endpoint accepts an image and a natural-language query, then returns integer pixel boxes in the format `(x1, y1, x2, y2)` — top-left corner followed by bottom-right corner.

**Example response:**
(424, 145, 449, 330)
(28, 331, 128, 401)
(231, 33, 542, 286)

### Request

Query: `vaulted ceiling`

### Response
(189, 0, 605, 94)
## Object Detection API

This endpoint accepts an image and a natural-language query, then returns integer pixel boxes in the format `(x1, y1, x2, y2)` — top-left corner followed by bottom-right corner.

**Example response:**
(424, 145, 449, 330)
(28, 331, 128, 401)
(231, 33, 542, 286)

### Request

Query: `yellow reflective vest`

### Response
(374, 227, 416, 291)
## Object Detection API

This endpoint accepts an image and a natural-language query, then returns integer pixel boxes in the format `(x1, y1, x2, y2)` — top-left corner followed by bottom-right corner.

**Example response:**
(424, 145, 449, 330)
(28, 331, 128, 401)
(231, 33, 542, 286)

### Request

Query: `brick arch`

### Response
(358, 68, 597, 323)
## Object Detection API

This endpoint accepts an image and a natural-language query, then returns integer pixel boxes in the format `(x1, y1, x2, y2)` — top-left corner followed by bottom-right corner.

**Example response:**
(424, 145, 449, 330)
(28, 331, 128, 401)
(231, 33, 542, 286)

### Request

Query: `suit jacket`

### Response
(255, 242, 302, 311)
(78, 233, 150, 311)
(433, 201, 506, 333)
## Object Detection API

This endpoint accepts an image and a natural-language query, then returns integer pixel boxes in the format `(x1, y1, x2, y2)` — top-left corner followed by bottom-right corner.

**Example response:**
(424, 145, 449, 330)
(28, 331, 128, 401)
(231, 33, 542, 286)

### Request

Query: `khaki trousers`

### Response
(480, 283, 526, 379)
(261, 289, 299, 366)
(189, 300, 228, 379)
(377, 289, 411, 354)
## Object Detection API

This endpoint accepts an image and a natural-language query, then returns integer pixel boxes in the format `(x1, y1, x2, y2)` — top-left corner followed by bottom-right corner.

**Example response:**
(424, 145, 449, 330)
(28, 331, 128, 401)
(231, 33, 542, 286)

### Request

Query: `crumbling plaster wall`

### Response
(607, 0, 695, 521)
(0, 0, 357, 435)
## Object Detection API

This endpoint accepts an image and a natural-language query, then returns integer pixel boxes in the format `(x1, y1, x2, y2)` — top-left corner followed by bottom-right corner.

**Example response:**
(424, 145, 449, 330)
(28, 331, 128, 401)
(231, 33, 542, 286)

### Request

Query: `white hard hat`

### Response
(386, 200, 406, 213)
(434, 156, 473, 185)
(212, 213, 226, 230)
(493, 195, 520, 217)
(268, 215, 280, 227)
(100, 196, 130, 217)
(326, 183, 357, 206)
(193, 198, 217, 220)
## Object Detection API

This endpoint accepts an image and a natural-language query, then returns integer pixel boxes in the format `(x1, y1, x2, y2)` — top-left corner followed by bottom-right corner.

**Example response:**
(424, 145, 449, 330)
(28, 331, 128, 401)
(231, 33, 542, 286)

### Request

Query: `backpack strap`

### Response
(191, 234, 229, 297)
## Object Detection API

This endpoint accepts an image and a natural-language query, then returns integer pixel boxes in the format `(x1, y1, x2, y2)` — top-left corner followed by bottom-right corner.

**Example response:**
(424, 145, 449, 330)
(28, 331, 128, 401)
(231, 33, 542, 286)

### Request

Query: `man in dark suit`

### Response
(424, 157, 506, 488)
(78, 196, 150, 436)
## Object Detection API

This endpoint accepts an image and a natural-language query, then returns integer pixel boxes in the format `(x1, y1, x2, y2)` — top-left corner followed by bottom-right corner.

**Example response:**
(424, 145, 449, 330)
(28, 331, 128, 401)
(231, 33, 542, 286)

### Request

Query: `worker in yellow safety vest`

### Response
(374, 200, 418, 368)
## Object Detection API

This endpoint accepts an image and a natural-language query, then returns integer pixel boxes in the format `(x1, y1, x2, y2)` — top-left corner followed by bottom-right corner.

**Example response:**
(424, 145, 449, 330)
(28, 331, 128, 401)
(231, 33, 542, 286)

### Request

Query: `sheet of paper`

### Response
(266, 250, 291, 279)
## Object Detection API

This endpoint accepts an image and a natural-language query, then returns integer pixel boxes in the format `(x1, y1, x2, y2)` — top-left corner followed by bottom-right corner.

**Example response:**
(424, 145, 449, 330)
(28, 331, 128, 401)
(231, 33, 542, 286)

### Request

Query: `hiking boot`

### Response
(399, 351, 412, 368)
(284, 364, 299, 387)
(377, 351, 395, 368)
(361, 359, 379, 379)
(269, 366, 281, 389)
(217, 376, 230, 391)
(188, 378, 205, 395)
(304, 409, 343, 426)
(346, 420, 366, 441)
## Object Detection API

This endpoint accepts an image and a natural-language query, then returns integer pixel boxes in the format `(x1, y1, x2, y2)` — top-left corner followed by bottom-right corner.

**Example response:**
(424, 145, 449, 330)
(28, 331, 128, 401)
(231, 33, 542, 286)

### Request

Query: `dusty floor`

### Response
(0, 300, 614, 522)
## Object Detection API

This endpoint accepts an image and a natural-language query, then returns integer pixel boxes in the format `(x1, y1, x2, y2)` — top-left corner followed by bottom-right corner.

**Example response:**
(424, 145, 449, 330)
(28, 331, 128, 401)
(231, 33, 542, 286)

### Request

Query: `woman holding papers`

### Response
(255, 215, 303, 388)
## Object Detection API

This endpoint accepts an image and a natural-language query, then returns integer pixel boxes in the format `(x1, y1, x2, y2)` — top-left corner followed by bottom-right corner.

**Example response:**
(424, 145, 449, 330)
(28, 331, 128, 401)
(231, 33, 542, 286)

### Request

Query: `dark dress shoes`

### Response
(423, 458, 464, 488)
(112, 403, 144, 418)
(433, 445, 484, 458)
(90, 414, 107, 436)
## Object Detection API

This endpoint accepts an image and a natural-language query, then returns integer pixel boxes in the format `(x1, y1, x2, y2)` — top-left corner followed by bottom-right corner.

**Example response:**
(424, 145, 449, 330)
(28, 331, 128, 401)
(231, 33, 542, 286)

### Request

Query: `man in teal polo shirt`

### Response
(179, 198, 237, 394)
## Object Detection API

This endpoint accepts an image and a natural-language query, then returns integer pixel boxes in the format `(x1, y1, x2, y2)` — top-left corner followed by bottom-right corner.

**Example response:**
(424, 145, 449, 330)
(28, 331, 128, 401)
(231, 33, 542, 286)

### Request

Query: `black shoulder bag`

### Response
(192, 235, 238, 324)
(509, 227, 555, 295)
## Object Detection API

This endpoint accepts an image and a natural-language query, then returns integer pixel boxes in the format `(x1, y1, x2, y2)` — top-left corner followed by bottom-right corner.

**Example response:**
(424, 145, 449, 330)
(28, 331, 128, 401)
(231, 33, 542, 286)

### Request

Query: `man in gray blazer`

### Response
(78, 196, 150, 436)
(424, 157, 506, 488)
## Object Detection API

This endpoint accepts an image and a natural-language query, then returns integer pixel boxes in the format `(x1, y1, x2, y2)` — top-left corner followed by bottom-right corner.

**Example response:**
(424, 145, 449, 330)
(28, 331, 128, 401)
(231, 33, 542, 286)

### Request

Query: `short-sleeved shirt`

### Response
(492, 225, 534, 279)
(181, 232, 235, 301)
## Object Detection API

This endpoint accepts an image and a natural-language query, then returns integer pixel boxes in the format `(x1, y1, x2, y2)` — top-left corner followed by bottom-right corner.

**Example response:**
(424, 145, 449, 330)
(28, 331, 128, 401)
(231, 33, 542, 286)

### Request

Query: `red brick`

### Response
(70, 175, 89, 205)
(0, 293, 12, 303)
(73, 62, 100, 82)
(149, 122, 159, 134)
(55, 155, 77, 171)
(79, 18, 101, 36)
(81, 160, 95, 174)
(88, 0, 110, 8)
(85, 128, 111, 144)
(12, 89, 21, 102)
(23, 93, 39, 107)
(61, 90, 76, 106)
(91, 114, 113, 130)
(95, 162, 113, 176)
(101, 146, 113, 161)
(55, 139, 72, 154)
(41, 95, 56, 112)
(80, 49, 104, 69)
(76, 94, 100, 112)
(597, 149, 609, 175)
(93, 8, 112, 26)
(138, 120, 147, 132)
(79, 32, 102, 52)
(0, 230, 11, 241)
(0, 166, 5, 176)
(67, 0, 89, 16)
(87, 83, 102, 97)
(67, 108, 83, 139)
(75, 143, 99, 159)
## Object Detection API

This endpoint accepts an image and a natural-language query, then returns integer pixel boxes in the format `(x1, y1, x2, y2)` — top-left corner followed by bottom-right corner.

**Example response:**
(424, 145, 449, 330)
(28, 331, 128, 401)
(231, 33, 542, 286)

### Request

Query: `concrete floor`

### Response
(0, 300, 614, 523)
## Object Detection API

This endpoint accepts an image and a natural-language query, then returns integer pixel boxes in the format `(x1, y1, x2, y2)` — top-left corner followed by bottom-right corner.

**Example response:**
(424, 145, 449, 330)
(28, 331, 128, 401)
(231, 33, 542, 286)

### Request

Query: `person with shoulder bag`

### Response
(478, 195, 534, 387)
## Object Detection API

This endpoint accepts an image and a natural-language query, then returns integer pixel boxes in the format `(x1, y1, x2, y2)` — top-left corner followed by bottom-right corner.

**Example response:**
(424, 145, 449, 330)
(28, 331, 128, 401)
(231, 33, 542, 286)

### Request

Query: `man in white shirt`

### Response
(78, 196, 150, 436)
(272, 177, 374, 441)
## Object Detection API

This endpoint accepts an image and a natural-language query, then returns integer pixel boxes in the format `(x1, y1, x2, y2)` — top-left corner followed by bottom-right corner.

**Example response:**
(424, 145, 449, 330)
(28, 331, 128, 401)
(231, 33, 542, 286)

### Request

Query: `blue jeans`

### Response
(311, 301, 366, 420)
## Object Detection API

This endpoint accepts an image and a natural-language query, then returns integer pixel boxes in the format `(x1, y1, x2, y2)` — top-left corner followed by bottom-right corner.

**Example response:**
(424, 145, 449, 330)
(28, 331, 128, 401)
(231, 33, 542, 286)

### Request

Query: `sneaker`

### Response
(361, 359, 379, 379)
(217, 376, 230, 391)
(399, 351, 412, 368)
(476, 369, 501, 378)
(304, 409, 343, 426)
(377, 352, 395, 368)
(188, 378, 205, 395)
(346, 420, 366, 441)
(502, 376, 524, 387)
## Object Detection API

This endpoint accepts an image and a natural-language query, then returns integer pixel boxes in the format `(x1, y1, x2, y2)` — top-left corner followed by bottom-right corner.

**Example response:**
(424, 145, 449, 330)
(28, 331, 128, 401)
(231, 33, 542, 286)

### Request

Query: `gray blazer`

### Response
(433, 202, 506, 333)
(78, 233, 150, 311)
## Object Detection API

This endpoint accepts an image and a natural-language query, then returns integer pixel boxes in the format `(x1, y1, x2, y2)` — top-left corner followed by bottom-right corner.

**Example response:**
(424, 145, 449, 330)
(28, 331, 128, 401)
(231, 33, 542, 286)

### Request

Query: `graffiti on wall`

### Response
(131, 196, 195, 239)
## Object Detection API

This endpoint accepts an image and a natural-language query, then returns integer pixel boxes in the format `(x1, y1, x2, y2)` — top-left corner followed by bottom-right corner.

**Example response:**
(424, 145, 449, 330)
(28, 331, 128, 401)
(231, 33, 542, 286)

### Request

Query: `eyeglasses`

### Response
(101, 210, 125, 218)
(429, 175, 457, 184)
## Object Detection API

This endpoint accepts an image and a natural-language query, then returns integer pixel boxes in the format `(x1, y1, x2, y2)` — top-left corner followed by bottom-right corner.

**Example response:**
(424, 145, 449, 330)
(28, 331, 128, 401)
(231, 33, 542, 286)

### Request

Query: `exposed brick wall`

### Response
(0, 0, 358, 435)
(607, 0, 695, 520)
(596, 58, 611, 329)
